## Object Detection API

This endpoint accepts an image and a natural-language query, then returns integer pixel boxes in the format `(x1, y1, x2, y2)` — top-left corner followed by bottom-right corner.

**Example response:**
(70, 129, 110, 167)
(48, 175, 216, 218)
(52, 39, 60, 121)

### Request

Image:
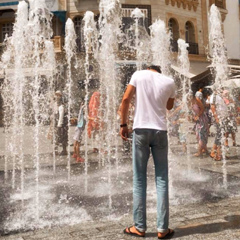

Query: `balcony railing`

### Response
(187, 42, 199, 55)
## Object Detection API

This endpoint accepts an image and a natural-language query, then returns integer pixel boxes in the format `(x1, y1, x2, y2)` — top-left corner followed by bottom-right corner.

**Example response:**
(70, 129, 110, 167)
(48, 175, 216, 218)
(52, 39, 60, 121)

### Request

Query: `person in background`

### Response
(192, 92, 209, 157)
(72, 102, 85, 162)
(203, 90, 213, 136)
(195, 84, 204, 105)
(209, 89, 228, 161)
(168, 100, 187, 154)
(222, 90, 237, 147)
(54, 90, 68, 156)
(120, 65, 175, 239)
(87, 91, 101, 153)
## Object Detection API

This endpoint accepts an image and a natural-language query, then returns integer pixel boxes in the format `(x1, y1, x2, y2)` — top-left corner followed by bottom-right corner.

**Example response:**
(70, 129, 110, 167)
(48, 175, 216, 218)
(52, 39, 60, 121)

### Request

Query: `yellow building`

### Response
(0, 0, 238, 125)
(0, 0, 231, 59)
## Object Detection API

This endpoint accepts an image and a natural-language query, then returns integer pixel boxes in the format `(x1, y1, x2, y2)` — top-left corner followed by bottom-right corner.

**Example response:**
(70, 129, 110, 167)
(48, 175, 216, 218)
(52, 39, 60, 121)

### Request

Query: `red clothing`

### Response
(87, 92, 101, 138)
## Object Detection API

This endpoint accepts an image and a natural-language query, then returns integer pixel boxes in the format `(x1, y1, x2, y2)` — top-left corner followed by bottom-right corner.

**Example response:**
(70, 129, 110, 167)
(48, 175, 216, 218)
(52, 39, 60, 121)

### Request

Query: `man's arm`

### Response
(166, 98, 174, 110)
(120, 85, 136, 140)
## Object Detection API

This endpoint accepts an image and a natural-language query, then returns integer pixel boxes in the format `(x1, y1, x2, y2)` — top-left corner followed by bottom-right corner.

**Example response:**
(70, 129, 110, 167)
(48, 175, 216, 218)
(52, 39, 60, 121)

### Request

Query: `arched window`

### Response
(168, 18, 179, 52)
(73, 16, 84, 52)
(168, 18, 179, 40)
(185, 21, 199, 54)
(185, 21, 195, 43)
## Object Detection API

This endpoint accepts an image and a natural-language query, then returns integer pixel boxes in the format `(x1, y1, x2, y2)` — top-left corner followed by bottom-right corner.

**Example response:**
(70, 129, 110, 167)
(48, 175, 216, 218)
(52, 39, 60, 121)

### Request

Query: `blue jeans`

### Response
(132, 129, 169, 233)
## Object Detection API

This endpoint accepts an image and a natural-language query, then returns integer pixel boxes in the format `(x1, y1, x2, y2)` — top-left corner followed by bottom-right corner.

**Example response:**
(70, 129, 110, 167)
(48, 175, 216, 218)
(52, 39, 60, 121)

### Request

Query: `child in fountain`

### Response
(54, 91, 68, 156)
(87, 91, 101, 153)
(72, 102, 85, 162)
(192, 85, 209, 157)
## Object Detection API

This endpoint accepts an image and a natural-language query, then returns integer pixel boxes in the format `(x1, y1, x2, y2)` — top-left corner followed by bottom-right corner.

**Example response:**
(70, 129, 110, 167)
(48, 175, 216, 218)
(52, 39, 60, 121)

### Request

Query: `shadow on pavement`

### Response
(172, 215, 240, 238)
(143, 215, 240, 239)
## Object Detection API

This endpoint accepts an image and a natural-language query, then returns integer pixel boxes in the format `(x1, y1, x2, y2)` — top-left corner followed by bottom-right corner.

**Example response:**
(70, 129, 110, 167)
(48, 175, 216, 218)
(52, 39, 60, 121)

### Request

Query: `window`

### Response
(52, 16, 64, 37)
(168, 18, 179, 52)
(185, 21, 199, 54)
(1, 23, 13, 42)
(168, 18, 179, 40)
(73, 16, 84, 52)
(121, 5, 151, 34)
(120, 5, 151, 51)
(185, 21, 195, 43)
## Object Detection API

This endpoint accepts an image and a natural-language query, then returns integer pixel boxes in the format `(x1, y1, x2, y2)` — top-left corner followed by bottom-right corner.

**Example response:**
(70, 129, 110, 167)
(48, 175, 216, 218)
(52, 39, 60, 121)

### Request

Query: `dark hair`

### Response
(203, 88, 212, 97)
(148, 65, 161, 73)
(198, 83, 205, 90)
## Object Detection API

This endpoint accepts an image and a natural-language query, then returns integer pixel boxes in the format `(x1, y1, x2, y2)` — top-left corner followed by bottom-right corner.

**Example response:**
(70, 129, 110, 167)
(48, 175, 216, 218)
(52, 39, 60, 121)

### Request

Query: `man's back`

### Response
(129, 70, 175, 131)
(120, 67, 176, 238)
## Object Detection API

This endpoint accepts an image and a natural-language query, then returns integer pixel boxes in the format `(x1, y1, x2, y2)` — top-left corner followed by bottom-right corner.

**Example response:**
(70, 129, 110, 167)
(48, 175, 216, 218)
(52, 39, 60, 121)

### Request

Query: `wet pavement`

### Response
(0, 125, 240, 239)
(1, 196, 240, 240)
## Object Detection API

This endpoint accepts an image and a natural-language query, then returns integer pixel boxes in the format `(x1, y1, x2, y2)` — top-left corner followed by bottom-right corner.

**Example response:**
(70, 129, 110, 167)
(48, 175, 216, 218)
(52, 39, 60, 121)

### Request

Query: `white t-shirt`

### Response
(195, 91, 203, 101)
(209, 94, 228, 119)
(129, 70, 175, 131)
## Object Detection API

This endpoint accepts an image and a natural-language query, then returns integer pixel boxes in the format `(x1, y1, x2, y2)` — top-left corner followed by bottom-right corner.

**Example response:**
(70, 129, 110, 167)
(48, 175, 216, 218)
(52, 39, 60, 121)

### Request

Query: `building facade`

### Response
(223, 0, 240, 61)
(0, 0, 239, 126)
(0, 0, 238, 60)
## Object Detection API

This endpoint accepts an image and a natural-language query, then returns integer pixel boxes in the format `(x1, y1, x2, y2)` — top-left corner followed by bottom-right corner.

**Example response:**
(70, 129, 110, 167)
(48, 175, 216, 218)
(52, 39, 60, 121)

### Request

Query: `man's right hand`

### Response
(120, 126, 129, 141)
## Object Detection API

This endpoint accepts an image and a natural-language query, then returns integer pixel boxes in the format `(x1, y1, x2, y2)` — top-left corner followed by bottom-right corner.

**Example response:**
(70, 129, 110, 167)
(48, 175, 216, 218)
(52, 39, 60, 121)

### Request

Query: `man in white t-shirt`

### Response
(120, 65, 175, 239)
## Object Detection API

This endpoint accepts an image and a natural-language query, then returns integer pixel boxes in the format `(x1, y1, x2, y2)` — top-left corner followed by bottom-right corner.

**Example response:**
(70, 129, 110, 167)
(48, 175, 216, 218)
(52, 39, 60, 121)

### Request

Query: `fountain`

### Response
(82, 10, 98, 192)
(0, 0, 239, 235)
(209, 5, 229, 86)
(64, 18, 77, 181)
(2, 0, 55, 218)
(1, 1, 29, 193)
(131, 8, 144, 70)
(150, 19, 172, 76)
(177, 39, 192, 174)
(209, 4, 230, 189)
(97, 0, 123, 213)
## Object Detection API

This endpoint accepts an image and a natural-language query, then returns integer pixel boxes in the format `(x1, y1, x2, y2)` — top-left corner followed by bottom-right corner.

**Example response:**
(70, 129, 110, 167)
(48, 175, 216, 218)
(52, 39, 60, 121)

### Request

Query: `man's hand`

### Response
(120, 126, 129, 141)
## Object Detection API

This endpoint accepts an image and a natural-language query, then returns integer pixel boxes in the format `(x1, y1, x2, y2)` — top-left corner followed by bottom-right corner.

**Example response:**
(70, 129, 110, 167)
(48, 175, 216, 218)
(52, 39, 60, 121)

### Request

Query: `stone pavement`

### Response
(1, 196, 240, 240)
(0, 125, 240, 240)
